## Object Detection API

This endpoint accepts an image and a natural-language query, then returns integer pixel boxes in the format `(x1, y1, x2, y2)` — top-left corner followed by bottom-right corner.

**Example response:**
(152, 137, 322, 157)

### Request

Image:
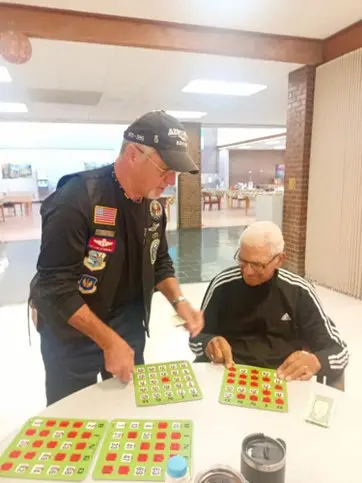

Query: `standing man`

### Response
(30, 110, 204, 405)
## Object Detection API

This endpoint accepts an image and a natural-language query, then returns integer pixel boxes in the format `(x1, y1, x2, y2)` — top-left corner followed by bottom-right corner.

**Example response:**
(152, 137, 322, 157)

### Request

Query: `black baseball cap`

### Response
(123, 110, 199, 174)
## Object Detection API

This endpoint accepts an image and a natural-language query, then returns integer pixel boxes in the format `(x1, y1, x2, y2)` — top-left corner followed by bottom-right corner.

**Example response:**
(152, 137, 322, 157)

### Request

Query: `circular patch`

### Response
(150, 238, 160, 265)
(150, 200, 162, 221)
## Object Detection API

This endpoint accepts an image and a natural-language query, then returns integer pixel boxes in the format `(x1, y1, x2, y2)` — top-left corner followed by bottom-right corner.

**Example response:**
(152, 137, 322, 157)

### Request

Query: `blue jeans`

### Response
(40, 300, 146, 406)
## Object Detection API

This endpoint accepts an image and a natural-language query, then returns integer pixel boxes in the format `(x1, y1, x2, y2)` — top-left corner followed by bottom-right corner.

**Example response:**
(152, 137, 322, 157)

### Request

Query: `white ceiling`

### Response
(0, 39, 301, 125)
(5, 0, 362, 38)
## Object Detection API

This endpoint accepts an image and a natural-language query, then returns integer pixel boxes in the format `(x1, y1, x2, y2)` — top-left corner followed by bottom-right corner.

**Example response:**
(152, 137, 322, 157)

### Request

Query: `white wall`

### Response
(0, 149, 115, 197)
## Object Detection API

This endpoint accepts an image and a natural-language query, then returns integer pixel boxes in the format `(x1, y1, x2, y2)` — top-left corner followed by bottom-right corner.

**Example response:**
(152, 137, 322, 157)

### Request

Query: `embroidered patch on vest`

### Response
(78, 275, 98, 295)
(94, 205, 117, 226)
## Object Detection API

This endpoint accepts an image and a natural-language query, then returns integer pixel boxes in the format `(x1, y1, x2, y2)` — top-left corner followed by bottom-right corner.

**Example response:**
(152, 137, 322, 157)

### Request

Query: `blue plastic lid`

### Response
(167, 456, 188, 478)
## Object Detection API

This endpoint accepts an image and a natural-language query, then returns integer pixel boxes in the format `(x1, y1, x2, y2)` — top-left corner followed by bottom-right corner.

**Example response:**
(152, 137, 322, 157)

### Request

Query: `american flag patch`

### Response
(94, 205, 117, 226)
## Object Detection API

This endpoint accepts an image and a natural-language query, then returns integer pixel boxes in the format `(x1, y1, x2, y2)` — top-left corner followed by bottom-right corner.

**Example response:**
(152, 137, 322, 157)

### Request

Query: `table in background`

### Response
(1, 364, 361, 482)
(2, 193, 33, 217)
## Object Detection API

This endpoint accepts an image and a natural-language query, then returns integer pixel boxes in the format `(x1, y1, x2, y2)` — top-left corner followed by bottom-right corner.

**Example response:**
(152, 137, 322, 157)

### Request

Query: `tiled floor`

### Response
(0, 202, 255, 242)
(0, 226, 243, 305)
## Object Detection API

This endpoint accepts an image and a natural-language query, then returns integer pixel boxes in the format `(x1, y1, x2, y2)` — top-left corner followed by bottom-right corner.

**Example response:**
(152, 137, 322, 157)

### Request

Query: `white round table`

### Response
(1, 363, 361, 482)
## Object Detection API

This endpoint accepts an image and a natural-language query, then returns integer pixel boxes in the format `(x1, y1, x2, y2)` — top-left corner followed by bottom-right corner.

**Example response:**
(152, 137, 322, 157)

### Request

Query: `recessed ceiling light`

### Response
(0, 102, 28, 113)
(0, 66, 12, 83)
(166, 110, 207, 119)
(182, 79, 266, 96)
(266, 139, 283, 145)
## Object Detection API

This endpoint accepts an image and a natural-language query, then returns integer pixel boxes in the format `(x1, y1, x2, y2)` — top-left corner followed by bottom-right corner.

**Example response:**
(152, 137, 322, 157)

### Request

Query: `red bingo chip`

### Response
(154, 454, 164, 463)
(73, 422, 83, 428)
(237, 394, 246, 400)
(251, 382, 259, 387)
(275, 384, 283, 391)
(68, 432, 78, 438)
(263, 377, 271, 382)
(32, 440, 43, 448)
(118, 466, 130, 475)
(251, 375, 258, 381)
(276, 398, 284, 405)
(155, 443, 165, 451)
(9, 451, 21, 459)
(128, 432, 138, 439)
(138, 454, 148, 462)
(25, 429, 36, 436)
(46, 420, 56, 427)
(140, 443, 150, 450)
(171, 433, 181, 440)
(76, 442, 86, 450)
(102, 466, 113, 474)
(55, 453, 66, 461)
(263, 390, 271, 396)
(162, 377, 170, 383)
(81, 432, 92, 439)
(239, 380, 247, 386)
(228, 373, 236, 378)
(251, 369, 259, 375)
(156, 432, 166, 439)
(229, 367, 236, 373)
(1, 463, 13, 471)
(70, 454, 81, 462)
(158, 422, 168, 429)
(263, 397, 272, 404)
(239, 374, 247, 379)
(47, 441, 57, 449)
(59, 421, 69, 428)
(250, 395, 258, 402)
(24, 452, 36, 460)
(106, 453, 117, 462)
(227, 378, 235, 384)
(39, 430, 50, 437)
(171, 443, 181, 451)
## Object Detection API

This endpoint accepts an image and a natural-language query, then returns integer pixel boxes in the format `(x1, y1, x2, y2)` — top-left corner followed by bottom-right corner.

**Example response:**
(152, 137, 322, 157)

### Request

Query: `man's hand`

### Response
(103, 333, 135, 382)
(176, 301, 204, 338)
(205, 336, 235, 369)
(277, 351, 321, 381)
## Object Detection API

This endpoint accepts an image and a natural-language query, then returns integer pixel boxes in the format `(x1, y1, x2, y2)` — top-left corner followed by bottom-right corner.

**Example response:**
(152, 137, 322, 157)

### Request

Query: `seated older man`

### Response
(189, 221, 349, 385)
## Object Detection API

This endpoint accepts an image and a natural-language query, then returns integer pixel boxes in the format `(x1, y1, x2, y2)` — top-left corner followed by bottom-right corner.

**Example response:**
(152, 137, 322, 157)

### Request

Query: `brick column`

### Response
(178, 122, 201, 229)
(282, 66, 316, 275)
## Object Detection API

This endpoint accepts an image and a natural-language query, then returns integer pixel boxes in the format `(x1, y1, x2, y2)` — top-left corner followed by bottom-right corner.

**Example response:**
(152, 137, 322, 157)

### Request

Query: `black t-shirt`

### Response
(111, 185, 147, 310)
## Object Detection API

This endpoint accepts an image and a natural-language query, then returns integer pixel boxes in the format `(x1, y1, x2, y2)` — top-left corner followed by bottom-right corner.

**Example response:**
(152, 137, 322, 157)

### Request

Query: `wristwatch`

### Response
(171, 295, 186, 308)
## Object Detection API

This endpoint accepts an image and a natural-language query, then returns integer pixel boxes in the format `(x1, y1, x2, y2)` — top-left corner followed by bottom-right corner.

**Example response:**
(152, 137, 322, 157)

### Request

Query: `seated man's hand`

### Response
(205, 336, 235, 369)
(277, 351, 321, 382)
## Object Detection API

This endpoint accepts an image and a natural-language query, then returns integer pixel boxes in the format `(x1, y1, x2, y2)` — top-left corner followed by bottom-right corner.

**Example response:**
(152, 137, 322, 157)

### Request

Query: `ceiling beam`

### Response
(324, 20, 362, 62)
(0, 3, 323, 65)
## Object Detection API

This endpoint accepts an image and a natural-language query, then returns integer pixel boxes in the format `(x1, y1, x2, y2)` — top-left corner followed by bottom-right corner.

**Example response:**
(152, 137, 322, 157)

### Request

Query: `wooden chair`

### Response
(0, 202, 5, 222)
(202, 192, 222, 210)
(4, 202, 16, 216)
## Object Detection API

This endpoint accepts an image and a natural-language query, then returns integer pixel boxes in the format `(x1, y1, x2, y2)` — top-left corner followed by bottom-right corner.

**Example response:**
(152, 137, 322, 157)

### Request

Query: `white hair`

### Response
(240, 221, 285, 256)
(120, 140, 155, 156)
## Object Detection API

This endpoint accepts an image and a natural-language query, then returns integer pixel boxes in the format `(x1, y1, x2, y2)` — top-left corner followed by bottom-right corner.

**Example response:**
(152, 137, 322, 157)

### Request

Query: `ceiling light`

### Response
(273, 145, 285, 149)
(166, 110, 207, 119)
(0, 102, 28, 113)
(182, 79, 266, 96)
(266, 139, 283, 145)
(0, 66, 12, 83)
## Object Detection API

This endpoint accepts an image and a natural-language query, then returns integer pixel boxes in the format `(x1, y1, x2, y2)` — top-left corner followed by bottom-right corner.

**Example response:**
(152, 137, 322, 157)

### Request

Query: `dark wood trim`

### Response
(0, 3, 323, 64)
(323, 20, 362, 62)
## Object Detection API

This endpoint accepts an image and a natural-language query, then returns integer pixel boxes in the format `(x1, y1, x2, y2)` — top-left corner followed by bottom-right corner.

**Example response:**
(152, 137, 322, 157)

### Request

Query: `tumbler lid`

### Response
(242, 433, 286, 472)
